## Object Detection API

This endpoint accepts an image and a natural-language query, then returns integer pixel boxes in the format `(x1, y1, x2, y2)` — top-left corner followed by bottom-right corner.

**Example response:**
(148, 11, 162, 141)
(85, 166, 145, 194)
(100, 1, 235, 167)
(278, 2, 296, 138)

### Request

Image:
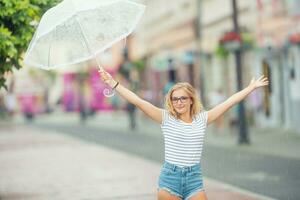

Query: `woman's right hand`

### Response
(98, 70, 117, 88)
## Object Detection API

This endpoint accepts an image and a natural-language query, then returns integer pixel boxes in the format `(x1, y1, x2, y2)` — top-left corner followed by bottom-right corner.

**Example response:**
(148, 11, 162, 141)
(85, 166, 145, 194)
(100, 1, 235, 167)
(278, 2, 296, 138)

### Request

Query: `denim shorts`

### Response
(158, 161, 204, 200)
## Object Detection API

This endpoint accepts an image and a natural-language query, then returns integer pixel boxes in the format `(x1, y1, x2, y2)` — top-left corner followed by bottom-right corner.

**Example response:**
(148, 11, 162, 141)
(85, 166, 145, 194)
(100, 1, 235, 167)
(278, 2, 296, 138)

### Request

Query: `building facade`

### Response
(134, 0, 300, 133)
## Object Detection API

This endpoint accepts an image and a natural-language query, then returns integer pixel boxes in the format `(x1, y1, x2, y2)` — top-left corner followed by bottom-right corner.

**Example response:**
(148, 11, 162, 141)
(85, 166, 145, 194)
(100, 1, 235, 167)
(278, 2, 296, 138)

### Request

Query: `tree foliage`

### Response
(0, 0, 59, 90)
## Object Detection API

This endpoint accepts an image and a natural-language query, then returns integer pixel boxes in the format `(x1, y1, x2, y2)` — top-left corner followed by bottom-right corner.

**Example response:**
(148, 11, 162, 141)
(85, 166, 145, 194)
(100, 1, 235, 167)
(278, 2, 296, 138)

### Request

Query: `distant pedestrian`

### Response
(77, 74, 88, 123)
(0, 94, 6, 118)
(163, 81, 175, 96)
(5, 79, 17, 117)
(126, 69, 139, 130)
(4, 92, 16, 117)
(99, 70, 269, 200)
(209, 89, 226, 131)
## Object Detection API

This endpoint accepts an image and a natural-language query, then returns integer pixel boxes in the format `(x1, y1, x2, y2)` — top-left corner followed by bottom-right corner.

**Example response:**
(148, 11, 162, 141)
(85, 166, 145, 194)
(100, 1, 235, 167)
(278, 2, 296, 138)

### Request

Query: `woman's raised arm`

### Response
(207, 75, 269, 125)
(99, 70, 163, 124)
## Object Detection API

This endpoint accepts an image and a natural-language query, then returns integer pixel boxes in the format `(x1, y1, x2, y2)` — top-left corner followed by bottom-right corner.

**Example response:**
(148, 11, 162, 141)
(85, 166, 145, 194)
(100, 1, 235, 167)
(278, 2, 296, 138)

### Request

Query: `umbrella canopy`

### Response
(24, 0, 145, 70)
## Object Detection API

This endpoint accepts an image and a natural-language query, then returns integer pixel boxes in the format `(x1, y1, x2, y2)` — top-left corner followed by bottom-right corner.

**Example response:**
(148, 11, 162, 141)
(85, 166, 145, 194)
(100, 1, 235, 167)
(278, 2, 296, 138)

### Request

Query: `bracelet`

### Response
(112, 82, 119, 90)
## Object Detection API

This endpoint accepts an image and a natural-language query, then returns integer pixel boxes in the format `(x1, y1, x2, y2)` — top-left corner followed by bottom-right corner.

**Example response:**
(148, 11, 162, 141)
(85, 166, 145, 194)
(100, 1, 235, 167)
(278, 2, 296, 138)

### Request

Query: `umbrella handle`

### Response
(97, 63, 115, 98)
(103, 88, 115, 97)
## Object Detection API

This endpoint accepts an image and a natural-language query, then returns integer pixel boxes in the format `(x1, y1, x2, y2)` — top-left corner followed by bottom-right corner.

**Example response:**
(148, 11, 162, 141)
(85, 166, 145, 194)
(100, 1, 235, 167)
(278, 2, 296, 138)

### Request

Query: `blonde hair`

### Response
(164, 82, 203, 119)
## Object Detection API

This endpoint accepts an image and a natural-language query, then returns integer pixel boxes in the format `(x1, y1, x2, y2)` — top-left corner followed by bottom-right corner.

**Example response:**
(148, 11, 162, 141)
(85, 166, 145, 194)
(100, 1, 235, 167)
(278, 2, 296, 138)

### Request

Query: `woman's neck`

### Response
(179, 112, 192, 123)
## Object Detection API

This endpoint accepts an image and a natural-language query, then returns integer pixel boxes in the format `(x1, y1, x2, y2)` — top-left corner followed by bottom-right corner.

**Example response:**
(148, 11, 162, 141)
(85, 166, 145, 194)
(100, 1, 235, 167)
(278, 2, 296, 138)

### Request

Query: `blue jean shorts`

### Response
(158, 161, 204, 200)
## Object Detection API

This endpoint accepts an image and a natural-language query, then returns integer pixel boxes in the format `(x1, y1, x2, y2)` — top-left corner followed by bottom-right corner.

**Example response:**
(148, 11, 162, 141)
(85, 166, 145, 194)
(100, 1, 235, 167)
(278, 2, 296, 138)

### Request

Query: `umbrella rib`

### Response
(47, 28, 55, 69)
(47, 40, 51, 68)
(74, 16, 93, 54)
(73, 15, 103, 71)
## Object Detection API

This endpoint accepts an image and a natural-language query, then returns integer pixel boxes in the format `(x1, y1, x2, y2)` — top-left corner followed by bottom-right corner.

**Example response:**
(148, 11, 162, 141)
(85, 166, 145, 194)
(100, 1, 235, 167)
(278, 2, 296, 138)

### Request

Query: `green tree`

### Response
(0, 0, 59, 90)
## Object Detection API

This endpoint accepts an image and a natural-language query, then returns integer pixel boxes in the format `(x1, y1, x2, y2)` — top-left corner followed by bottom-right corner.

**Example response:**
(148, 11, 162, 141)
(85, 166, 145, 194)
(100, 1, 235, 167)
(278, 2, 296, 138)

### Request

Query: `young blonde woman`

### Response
(99, 70, 269, 200)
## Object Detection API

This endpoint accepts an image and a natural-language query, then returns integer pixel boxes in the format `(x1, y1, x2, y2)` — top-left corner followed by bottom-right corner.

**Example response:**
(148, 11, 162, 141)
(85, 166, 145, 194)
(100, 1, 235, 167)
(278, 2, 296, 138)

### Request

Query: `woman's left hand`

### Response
(249, 75, 269, 89)
(98, 69, 117, 88)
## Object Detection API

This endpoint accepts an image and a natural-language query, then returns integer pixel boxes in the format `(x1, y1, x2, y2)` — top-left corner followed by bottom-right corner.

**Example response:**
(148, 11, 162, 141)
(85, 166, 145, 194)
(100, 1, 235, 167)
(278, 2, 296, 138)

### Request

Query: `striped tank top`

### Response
(161, 110, 208, 167)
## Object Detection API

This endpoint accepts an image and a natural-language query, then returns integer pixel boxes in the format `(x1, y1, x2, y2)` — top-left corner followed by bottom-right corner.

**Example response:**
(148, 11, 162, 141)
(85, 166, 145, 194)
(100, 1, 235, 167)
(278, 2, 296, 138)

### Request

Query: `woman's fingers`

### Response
(262, 77, 268, 82)
(99, 70, 108, 77)
(258, 75, 264, 80)
(261, 78, 269, 84)
(259, 80, 269, 87)
(98, 70, 110, 82)
(251, 75, 269, 88)
(256, 76, 268, 83)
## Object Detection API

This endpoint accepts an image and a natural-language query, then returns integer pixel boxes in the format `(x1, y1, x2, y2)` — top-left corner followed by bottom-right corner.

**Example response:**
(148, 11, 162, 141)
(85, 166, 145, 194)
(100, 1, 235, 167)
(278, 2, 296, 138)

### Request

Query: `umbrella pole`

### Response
(73, 16, 105, 73)
(94, 57, 104, 72)
(74, 15, 117, 97)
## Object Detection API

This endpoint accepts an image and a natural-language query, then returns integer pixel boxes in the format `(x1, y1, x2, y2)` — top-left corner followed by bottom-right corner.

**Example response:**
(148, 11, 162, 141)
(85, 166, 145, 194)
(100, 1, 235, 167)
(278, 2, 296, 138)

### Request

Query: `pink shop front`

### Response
(61, 68, 119, 113)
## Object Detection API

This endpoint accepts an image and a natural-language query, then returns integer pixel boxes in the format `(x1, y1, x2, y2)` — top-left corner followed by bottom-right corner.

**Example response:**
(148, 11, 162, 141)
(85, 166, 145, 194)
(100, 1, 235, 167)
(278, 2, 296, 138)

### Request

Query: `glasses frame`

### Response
(171, 96, 191, 104)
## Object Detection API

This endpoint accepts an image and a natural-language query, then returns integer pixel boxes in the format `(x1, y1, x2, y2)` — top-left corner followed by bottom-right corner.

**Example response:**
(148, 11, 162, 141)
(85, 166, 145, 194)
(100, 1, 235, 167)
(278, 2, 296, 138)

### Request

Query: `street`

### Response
(25, 111, 300, 200)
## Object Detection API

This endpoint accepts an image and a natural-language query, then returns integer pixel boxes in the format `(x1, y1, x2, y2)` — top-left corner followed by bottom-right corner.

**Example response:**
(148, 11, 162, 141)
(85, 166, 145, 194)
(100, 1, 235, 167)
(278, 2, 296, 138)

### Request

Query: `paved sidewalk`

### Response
(0, 124, 275, 200)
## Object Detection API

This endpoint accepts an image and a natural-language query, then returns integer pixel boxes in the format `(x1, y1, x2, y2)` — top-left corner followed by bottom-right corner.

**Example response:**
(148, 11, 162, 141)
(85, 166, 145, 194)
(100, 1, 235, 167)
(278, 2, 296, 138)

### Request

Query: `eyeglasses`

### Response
(171, 96, 190, 104)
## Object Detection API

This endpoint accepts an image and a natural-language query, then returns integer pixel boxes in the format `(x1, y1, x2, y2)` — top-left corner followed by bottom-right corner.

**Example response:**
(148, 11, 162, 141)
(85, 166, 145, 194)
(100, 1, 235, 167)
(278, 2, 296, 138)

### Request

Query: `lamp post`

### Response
(232, 0, 249, 144)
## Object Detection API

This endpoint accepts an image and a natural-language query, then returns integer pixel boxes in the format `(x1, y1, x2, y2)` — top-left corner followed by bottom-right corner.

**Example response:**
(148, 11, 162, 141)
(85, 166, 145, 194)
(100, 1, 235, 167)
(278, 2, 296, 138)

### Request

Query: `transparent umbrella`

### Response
(24, 0, 145, 97)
